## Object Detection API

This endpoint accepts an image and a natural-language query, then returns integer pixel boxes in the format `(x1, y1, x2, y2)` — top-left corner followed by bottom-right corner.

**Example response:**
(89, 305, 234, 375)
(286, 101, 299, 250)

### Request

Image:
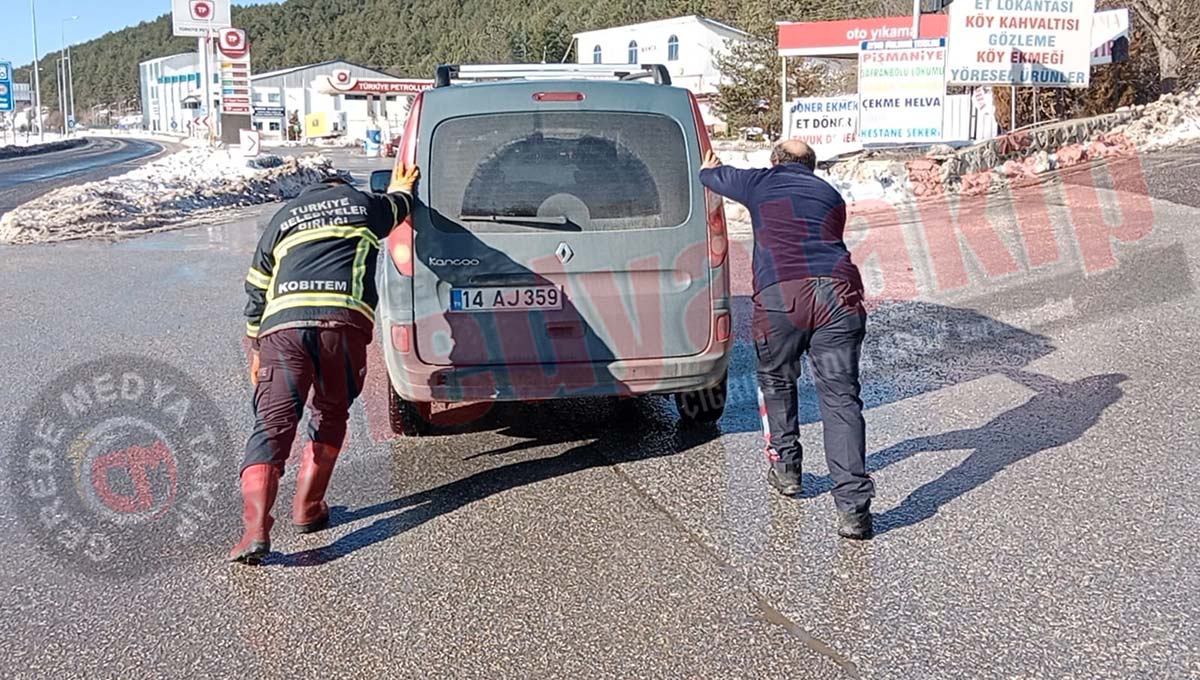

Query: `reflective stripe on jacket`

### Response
(244, 180, 411, 342)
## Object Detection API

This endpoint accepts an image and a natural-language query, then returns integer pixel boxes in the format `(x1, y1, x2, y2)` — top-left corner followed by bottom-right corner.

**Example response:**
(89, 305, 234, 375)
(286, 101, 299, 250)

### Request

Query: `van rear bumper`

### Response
(384, 348, 730, 403)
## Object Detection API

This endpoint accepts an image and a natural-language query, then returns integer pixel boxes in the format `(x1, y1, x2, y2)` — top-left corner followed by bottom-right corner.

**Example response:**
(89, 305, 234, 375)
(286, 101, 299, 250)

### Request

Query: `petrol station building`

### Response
(138, 56, 432, 141)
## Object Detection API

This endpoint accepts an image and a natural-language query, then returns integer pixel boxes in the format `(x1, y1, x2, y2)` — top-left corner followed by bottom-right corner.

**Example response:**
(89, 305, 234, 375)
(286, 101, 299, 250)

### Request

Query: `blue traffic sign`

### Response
(0, 62, 13, 112)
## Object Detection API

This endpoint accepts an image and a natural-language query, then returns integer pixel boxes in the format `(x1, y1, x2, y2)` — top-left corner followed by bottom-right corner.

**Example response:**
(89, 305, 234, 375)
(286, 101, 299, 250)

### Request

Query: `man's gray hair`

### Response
(770, 142, 818, 170)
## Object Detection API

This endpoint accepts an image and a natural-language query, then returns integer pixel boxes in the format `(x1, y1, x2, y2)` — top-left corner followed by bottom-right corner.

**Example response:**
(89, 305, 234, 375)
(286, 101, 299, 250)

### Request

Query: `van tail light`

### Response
(395, 93, 422, 170)
(688, 92, 728, 269)
(389, 220, 414, 277)
(706, 191, 728, 268)
(387, 92, 422, 278)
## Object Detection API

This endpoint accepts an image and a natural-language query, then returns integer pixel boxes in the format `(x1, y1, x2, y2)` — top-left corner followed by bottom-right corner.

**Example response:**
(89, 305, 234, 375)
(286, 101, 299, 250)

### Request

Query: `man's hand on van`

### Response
(390, 165, 420, 195)
(701, 150, 722, 171)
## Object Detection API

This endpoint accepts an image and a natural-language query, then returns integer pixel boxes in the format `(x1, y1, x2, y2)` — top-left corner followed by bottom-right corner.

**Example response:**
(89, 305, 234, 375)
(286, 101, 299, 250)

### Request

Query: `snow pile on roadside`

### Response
(0, 137, 87, 160)
(0, 131, 67, 149)
(0, 147, 335, 244)
(713, 142, 906, 224)
(1111, 86, 1200, 151)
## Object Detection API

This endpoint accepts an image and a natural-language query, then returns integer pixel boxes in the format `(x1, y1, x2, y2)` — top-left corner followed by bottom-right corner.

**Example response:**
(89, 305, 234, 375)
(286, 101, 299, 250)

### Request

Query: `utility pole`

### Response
(30, 0, 43, 141)
(61, 16, 77, 135)
(56, 57, 63, 133)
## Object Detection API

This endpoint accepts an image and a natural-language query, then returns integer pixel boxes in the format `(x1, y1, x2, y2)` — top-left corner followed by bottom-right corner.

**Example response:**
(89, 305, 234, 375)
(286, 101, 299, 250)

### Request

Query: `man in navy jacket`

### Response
(700, 141, 875, 539)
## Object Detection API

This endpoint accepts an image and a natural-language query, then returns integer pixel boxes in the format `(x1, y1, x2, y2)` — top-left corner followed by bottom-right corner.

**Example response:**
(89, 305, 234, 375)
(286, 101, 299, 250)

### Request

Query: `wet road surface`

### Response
(0, 146, 1197, 678)
(0, 137, 166, 216)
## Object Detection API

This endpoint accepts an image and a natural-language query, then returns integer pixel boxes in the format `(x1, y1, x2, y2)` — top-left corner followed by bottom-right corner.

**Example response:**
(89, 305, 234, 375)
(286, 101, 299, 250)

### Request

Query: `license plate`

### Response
(450, 286, 563, 312)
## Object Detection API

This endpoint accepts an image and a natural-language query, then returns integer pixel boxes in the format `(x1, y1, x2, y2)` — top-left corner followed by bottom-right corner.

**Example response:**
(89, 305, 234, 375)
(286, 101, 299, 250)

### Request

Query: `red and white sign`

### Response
(218, 28, 249, 60)
(171, 0, 230, 37)
(218, 28, 252, 115)
(326, 71, 434, 96)
(190, 1, 213, 20)
(778, 15, 950, 56)
(780, 10, 1127, 66)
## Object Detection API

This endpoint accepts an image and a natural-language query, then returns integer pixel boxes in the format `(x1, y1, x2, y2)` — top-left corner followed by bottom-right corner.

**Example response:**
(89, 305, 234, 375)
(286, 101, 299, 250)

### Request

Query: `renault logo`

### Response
(555, 242, 574, 264)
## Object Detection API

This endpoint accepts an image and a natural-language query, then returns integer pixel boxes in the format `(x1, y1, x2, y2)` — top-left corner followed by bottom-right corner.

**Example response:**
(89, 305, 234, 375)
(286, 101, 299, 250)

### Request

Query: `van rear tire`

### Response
(388, 385, 433, 437)
(675, 374, 727, 425)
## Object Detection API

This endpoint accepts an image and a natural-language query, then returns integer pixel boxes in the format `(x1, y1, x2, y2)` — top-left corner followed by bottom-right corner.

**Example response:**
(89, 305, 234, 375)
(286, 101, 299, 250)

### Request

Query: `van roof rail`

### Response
(434, 63, 672, 88)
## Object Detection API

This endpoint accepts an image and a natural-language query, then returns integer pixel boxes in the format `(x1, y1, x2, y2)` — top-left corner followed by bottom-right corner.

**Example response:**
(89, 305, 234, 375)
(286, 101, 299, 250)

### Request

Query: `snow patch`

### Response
(0, 147, 336, 245)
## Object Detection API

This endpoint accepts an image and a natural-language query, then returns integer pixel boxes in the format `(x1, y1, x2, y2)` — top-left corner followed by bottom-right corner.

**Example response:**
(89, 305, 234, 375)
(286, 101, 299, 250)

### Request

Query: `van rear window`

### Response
(429, 112, 691, 232)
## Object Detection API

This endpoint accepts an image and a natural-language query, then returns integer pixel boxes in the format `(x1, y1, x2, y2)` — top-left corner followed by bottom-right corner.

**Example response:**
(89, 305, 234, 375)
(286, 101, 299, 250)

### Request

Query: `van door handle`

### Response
(545, 322, 582, 339)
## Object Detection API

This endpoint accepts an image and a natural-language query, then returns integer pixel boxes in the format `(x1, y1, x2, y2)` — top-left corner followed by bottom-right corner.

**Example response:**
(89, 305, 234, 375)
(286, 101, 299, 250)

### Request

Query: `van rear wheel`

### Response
(675, 374, 727, 425)
(388, 386, 433, 437)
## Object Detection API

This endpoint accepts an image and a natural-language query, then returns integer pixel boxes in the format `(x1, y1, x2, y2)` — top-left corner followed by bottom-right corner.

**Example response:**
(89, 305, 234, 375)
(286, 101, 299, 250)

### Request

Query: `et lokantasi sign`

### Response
(172, 0, 231, 37)
(783, 96, 860, 160)
(858, 38, 947, 145)
(946, 0, 1097, 88)
(218, 28, 252, 115)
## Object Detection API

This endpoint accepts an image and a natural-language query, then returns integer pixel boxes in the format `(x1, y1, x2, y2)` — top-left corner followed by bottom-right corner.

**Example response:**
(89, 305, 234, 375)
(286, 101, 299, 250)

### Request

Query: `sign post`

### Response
(0, 62, 13, 113)
(945, 0, 1097, 89)
(783, 96, 861, 159)
(858, 38, 946, 145)
(217, 27, 253, 145)
(172, 0, 230, 145)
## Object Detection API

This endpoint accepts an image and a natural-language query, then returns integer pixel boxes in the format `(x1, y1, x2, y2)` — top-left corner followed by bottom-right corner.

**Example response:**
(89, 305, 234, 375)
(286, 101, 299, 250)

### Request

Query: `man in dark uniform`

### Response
(230, 165, 420, 564)
(699, 141, 875, 539)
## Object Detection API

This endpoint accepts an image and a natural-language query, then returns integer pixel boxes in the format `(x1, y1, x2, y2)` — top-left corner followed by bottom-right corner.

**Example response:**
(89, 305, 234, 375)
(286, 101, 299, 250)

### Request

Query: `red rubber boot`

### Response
(292, 442, 341, 533)
(228, 464, 281, 564)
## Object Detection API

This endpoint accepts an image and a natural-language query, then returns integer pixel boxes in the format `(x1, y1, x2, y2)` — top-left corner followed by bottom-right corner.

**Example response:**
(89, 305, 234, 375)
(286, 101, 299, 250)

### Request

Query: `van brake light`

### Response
(533, 92, 585, 102)
(389, 220, 414, 277)
(688, 92, 728, 269)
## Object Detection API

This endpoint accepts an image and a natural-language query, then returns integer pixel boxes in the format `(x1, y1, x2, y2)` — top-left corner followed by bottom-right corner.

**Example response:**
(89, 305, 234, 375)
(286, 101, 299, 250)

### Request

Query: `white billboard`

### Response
(1090, 8, 1130, 66)
(946, 0, 1097, 89)
(858, 38, 947, 145)
(172, 0, 231, 37)
(783, 96, 861, 160)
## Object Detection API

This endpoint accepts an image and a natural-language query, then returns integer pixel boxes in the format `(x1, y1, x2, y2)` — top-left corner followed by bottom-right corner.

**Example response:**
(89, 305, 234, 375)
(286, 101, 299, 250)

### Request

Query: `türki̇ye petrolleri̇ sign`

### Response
(946, 0, 1097, 88)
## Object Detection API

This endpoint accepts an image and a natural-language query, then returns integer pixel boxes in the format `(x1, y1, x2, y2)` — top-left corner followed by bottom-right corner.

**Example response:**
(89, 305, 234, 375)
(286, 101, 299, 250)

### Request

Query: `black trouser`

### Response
(752, 277, 874, 513)
(242, 327, 369, 472)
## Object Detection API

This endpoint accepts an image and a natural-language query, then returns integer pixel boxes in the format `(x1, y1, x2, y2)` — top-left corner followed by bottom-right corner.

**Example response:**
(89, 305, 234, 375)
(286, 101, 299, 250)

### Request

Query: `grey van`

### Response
(371, 64, 732, 435)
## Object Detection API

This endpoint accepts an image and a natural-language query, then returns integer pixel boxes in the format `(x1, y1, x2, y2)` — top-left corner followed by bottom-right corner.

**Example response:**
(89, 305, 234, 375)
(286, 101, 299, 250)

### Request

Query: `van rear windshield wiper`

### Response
(464, 214, 580, 230)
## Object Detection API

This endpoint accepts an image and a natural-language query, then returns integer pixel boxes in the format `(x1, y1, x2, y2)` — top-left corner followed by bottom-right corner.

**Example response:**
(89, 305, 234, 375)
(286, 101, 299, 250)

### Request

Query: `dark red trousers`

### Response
(242, 327, 369, 472)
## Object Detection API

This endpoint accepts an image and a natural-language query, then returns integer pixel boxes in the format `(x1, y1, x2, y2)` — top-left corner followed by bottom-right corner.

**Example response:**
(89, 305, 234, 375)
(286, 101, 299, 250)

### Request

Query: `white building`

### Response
(572, 15, 748, 127)
(139, 55, 430, 142)
(249, 60, 428, 142)
(139, 53, 212, 134)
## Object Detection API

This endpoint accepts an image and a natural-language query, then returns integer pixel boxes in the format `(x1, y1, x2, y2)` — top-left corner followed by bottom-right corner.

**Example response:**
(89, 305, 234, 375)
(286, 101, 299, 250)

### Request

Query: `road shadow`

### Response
(275, 399, 718, 567)
(796, 370, 1126, 532)
(719, 299, 1058, 433)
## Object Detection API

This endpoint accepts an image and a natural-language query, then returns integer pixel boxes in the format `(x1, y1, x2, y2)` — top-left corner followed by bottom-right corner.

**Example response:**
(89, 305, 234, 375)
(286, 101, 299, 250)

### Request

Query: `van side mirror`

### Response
(369, 169, 393, 193)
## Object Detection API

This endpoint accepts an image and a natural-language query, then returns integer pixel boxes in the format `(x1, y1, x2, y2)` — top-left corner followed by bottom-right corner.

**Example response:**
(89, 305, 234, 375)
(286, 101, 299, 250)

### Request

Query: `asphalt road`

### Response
(0, 137, 167, 216)
(0, 146, 1197, 678)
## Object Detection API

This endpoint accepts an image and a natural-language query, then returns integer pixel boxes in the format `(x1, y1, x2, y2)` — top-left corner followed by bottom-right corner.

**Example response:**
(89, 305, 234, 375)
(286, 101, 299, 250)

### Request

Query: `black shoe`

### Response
(767, 465, 803, 497)
(837, 510, 874, 540)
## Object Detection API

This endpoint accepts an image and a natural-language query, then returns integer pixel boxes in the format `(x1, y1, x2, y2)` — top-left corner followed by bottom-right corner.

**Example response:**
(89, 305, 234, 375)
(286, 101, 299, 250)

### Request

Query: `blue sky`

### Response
(0, 0, 283, 67)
